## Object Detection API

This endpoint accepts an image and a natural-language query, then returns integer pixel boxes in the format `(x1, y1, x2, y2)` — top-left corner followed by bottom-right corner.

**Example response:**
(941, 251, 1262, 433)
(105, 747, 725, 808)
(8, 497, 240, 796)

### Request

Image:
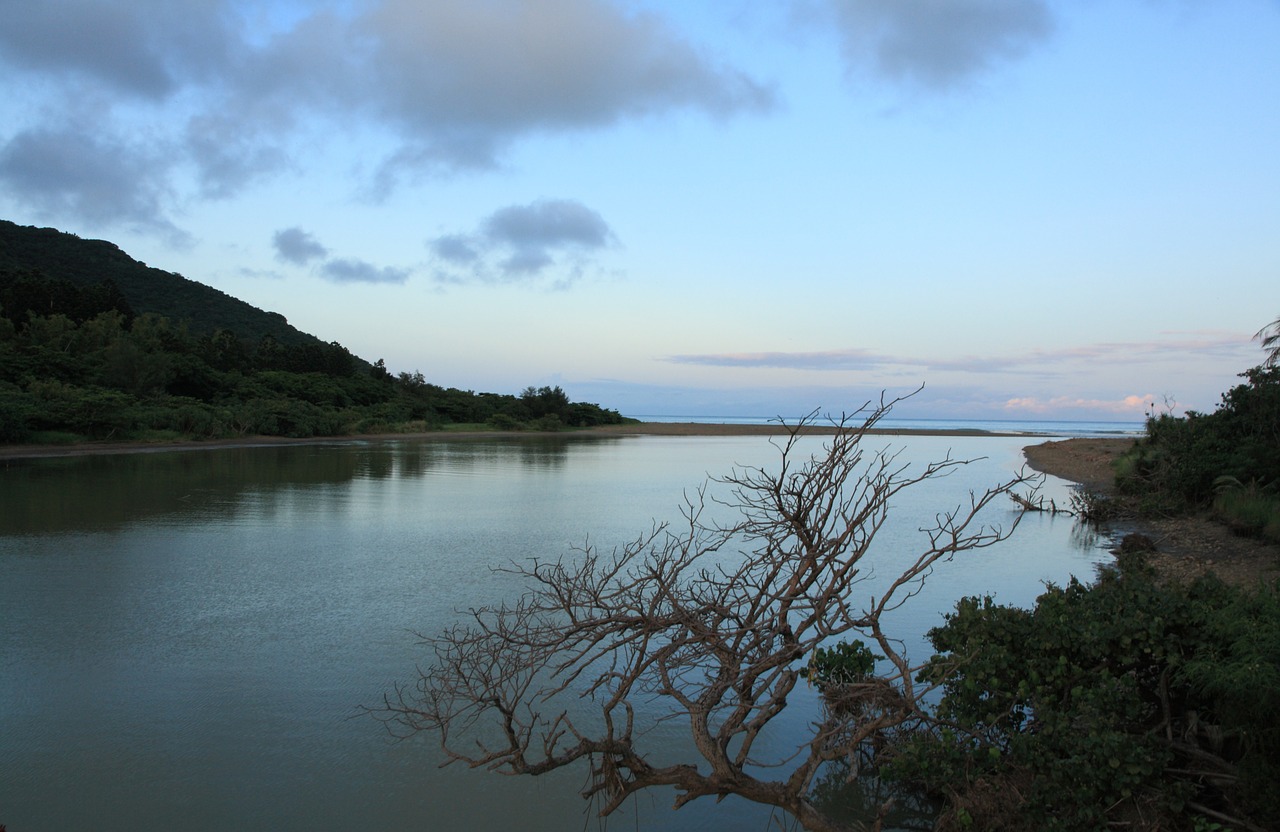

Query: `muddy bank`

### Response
(1023, 437, 1279, 588)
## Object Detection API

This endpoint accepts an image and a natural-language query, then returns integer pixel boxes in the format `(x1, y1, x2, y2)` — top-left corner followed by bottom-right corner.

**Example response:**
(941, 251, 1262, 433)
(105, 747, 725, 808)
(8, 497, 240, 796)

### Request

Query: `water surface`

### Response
(0, 434, 1107, 831)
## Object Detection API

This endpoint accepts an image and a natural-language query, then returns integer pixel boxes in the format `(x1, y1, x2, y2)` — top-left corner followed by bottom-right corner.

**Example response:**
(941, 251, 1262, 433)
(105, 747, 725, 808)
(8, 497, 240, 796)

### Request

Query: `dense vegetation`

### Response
(1116, 363, 1280, 542)
(882, 552, 1279, 831)
(808, 328, 1280, 831)
(0, 219, 317, 345)
(0, 222, 628, 444)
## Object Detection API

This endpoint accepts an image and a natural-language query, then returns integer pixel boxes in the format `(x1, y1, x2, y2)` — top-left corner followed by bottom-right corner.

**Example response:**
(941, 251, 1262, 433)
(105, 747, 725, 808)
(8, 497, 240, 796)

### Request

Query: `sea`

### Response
(628, 415, 1146, 438)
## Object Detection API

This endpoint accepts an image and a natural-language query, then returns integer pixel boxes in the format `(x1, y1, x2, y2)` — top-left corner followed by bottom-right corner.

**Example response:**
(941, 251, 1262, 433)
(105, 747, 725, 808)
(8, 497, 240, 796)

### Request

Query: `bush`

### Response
(1212, 479, 1280, 543)
(1069, 488, 1119, 522)
(887, 553, 1280, 831)
(529, 413, 563, 432)
(486, 413, 523, 431)
(0, 385, 33, 442)
(1118, 365, 1280, 511)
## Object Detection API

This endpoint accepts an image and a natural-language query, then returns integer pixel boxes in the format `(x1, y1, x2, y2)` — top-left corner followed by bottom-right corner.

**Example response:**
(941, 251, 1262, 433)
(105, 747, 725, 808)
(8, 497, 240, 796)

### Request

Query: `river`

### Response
(0, 433, 1108, 831)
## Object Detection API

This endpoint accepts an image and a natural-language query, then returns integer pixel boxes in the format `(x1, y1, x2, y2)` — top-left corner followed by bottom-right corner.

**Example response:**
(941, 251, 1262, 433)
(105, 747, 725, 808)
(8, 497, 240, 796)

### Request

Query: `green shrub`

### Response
(887, 554, 1280, 830)
(529, 413, 563, 432)
(1212, 478, 1280, 543)
(0, 385, 34, 442)
(486, 413, 523, 431)
(1117, 366, 1280, 512)
(1069, 488, 1119, 522)
(801, 640, 882, 693)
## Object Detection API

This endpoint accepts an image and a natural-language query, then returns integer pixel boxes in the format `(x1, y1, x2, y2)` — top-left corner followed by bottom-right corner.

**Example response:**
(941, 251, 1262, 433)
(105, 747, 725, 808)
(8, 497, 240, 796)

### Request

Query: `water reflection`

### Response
(0, 436, 617, 536)
(810, 762, 938, 830)
(0, 434, 1110, 832)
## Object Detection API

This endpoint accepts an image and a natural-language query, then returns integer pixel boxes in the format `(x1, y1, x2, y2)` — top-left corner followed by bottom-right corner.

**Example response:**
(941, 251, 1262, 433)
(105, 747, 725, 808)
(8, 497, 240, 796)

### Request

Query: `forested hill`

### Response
(0, 219, 629, 444)
(0, 219, 317, 347)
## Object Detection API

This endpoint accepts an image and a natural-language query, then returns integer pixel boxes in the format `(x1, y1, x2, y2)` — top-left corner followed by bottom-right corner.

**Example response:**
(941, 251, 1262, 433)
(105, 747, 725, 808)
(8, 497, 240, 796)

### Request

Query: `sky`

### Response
(2, 0, 1278, 422)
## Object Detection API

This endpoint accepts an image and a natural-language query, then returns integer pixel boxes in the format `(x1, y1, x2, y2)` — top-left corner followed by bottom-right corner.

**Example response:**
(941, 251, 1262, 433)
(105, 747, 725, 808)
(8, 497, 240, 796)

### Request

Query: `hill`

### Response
(0, 219, 629, 443)
(0, 219, 319, 347)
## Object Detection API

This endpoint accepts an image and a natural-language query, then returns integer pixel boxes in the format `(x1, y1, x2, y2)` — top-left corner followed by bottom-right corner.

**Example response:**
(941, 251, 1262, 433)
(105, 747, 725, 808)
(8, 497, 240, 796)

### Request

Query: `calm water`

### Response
(0, 434, 1108, 831)
(629, 416, 1145, 437)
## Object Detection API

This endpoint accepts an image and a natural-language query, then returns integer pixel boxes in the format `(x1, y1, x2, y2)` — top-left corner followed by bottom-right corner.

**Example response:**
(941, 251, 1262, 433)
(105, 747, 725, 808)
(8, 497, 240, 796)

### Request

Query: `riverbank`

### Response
(1022, 437, 1279, 588)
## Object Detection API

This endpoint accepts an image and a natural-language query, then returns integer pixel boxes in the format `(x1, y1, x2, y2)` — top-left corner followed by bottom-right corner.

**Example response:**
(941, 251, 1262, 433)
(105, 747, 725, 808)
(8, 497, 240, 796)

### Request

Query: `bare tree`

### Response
(376, 395, 1032, 832)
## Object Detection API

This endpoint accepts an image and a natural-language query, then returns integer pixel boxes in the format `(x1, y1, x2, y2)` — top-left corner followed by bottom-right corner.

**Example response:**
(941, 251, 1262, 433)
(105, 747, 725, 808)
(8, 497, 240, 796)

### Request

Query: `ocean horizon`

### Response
(626, 414, 1146, 438)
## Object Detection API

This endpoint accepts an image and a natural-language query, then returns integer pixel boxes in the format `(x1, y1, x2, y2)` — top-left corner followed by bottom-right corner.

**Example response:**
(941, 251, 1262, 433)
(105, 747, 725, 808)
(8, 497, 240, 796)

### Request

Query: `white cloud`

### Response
(1003, 394, 1157, 416)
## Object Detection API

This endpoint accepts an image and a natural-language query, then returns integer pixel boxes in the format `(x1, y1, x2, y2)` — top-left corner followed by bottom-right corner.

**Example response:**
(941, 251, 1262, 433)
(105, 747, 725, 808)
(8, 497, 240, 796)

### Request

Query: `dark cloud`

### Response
(823, 0, 1055, 90)
(428, 198, 617, 285)
(345, 0, 774, 179)
(0, 0, 771, 233)
(319, 257, 410, 285)
(429, 234, 481, 265)
(272, 228, 329, 265)
(0, 0, 237, 98)
(0, 125, 185, 241)
(483, 199, 614, 250)
(186, 113, 290, 199)
(271, 227, 409, 284)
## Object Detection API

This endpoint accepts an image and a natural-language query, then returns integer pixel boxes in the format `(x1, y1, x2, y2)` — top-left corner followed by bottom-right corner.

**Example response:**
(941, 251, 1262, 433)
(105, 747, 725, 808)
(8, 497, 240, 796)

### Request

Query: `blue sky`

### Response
(2, 1, 1277, 421)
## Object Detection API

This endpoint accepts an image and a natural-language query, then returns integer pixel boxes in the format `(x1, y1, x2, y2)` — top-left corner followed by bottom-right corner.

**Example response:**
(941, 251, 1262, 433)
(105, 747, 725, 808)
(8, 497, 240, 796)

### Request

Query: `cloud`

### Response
(273, 227, 329, 265)
(319, 257, 410, 285)
(0, 125, 186, 241)
(429, 234, 481, 265)
(819, 0, 1055, 90)
(484, 199, 615, 250)
(345, 0, 774, 181)
(0, 0, 771, 233)
(667, 348, 888, 371)
(428, 198, 618, 285)
(269, 227, 408, 284)
(666, 334, 1256, 373)
(185, 112, 291, 199)
(0, 0, 237, 98)
(1003, 394, 1157, 416)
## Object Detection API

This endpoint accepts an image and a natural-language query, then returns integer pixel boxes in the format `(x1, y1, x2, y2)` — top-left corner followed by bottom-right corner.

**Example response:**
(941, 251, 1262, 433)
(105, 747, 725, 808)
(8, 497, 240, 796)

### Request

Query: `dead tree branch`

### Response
(373, 393, 1031, 832)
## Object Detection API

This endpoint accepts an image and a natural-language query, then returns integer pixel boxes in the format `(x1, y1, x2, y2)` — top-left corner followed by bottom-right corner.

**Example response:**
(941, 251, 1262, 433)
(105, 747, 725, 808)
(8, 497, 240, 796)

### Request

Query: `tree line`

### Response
(0, 273, 629, 444)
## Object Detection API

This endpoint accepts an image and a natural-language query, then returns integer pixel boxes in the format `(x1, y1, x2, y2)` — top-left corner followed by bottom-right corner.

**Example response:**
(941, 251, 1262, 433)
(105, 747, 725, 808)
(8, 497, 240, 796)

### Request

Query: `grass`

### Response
(1213, 483, 1280, 544)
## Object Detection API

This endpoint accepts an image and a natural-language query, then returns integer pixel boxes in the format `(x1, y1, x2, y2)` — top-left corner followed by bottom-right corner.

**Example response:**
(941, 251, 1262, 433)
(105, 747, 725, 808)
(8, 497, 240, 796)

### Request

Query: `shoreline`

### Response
(0, 422, 1044, 461)
(1021, 437, 1279, 588)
